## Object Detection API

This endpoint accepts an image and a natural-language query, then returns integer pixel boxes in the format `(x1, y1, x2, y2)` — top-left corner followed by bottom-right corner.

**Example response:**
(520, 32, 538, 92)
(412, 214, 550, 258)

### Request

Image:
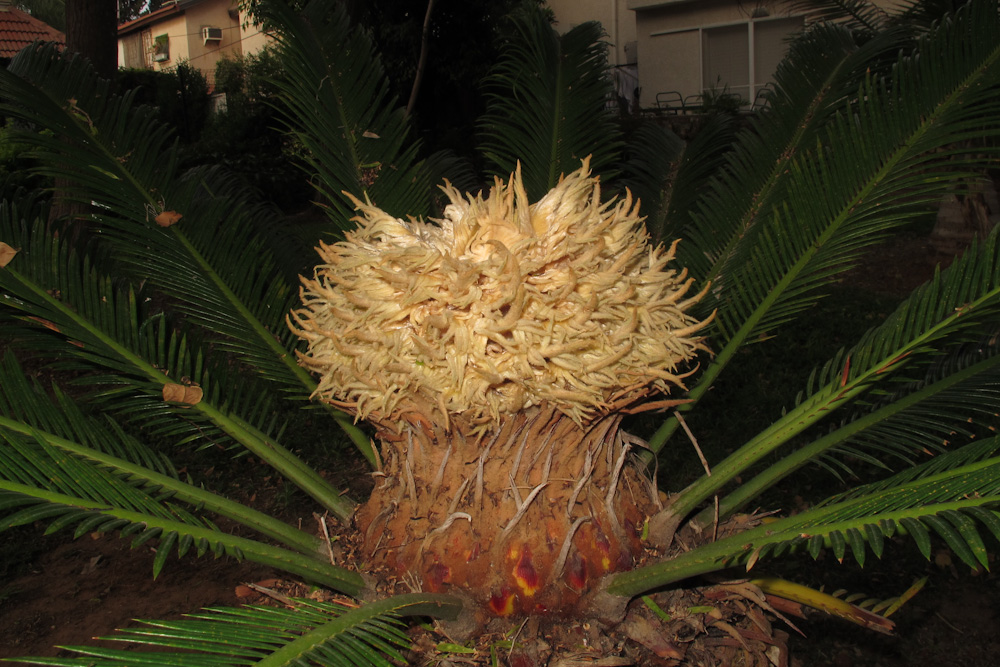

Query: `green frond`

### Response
(2, 45, 180, 200)
(715, 3, 1000, 341)
(784, 0, 891, 32)
(259, 0, 431, 226)
(8, 594, 461, 667)
(608, 440, 1000, 597)
(0, 354, 324, 555)
(0, 480, 364, 595)
(0, 352, 173, 476)
(0, 214, 281, 445)
(0, 42, 373, 463)
(0, 427, 192, 528)
(816, 335, 1000, 466)
(478, 10, 622, 200)
(652, 2, 1000, 455)
(615, 121, 685, 235)
(669, 229, 1000, 524)
(0, 213, 355, 520)
(893, 0, 982, 30)
(0, 423, 360, 593)
(708, 330, 1000, 522)
(672, 23, 878, 283)
(821, 434, 1000, 504)
(642, 113, 737, 243)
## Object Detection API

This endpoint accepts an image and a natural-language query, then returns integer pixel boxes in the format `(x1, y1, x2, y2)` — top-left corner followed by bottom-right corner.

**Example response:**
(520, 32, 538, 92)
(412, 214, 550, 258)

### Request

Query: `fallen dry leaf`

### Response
(162, 383, 203, 406)
(234, 585, 256, 599)
(155, 210, 183, 227)
(0, 242, 17, 267)
(623, 614, 684, 661)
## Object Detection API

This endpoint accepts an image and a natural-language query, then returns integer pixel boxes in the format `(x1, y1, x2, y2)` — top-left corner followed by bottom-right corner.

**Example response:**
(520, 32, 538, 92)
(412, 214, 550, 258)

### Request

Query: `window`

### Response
(702, 23, 750, 102)
(121, 32, 146, 69)
(152, 34, 170, 62)
(701, 17, 803, 106)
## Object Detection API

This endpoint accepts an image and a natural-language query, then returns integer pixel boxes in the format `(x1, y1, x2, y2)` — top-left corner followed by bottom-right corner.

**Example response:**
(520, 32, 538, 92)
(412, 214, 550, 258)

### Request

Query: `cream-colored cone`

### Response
(290, 159, 711, 432)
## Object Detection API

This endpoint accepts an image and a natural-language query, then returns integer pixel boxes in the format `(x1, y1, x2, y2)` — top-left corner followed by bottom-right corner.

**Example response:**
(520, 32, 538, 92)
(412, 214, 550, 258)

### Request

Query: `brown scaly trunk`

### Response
(49, 0, 119, 236)
(355, 403, 658, 625)
(65, 0, 119, 79)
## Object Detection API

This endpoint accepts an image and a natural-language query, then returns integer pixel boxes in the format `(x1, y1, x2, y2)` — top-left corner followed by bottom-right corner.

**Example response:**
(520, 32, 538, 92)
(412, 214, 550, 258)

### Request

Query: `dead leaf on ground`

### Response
(622, 614, 684, 661)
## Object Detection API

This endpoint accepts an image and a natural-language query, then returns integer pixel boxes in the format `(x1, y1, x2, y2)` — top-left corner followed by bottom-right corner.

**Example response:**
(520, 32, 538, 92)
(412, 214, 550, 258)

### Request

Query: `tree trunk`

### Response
(355, 404, 659, 628)
(405, 0, 436, 118)
(50, 0, 118, 233)
(64, 0, 117, 78)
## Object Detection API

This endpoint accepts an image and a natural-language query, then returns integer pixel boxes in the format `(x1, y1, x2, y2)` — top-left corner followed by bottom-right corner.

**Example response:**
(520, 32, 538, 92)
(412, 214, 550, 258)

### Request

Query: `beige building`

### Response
(546, 0, 640, 110)
(628, 0, 805, 109)
(628, 0, 901, 110)
(118, 0, 269, 88)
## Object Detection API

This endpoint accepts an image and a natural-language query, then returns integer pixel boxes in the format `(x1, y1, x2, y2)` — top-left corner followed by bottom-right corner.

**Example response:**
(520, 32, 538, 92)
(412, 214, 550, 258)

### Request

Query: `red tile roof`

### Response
(118, 1, 186, 37)
(0, 5, 64, 59)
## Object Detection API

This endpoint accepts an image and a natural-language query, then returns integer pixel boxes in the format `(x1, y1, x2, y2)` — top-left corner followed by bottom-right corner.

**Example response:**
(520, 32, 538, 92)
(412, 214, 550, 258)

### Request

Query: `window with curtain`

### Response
(701, 17, 804, 107)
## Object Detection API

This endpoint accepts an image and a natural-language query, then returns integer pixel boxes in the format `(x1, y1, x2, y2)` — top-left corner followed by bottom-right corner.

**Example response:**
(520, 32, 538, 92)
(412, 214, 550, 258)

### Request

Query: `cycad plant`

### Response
(2, 0, 1000, 665)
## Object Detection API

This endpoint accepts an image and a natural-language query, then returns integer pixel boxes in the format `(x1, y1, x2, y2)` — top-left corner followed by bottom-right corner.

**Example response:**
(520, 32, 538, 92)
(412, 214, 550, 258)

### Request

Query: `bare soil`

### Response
(0, 529, 272, 659)
(1, 229, 998, 666)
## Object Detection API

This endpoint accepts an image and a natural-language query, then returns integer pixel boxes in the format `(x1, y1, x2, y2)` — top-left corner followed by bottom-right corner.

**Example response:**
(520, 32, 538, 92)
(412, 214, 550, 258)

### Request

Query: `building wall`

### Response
(119, 13, 186, 71)
(118, 0, 271, 88)
(632, 0, 803, 108)
(180, 0, 243, 86)
(238, 8, 270, 56)
(630, 0, 903, 109)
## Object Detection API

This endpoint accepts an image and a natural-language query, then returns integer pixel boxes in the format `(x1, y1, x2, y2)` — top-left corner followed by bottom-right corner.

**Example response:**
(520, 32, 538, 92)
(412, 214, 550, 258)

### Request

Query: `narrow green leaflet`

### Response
(608, 443, 1000, 598)
(650, 3, 1000, 454)
(478, 9, 621, 200)
(0, 42, 373, 464)
(8, 595, 462, 667)
(0, 213, 355, 520)
(668, 228, 1000, 524)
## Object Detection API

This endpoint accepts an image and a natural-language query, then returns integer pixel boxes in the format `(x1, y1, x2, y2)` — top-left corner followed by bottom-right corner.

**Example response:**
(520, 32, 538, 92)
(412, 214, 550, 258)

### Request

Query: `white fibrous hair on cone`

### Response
(289, 160, 712, 433)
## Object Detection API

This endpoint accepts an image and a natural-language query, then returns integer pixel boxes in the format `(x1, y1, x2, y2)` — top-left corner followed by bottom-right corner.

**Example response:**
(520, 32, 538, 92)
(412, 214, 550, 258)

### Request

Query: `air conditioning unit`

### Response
(202, 27, 223, 45)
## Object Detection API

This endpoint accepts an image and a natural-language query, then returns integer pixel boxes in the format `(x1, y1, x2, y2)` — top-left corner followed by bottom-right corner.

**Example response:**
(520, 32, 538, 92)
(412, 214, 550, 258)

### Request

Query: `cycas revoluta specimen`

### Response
(3, 0, 1000, 664)
(291, 162, 711, 621)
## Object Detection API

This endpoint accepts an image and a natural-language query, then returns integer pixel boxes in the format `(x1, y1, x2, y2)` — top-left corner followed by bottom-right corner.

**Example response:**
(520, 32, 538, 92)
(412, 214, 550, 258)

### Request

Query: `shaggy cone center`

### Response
(291, 163, 712, 627)
(355, 404, 659, 620)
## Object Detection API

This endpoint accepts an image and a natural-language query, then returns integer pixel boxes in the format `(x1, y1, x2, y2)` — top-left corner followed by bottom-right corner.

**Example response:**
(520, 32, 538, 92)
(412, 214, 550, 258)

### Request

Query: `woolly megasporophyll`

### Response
(290, 161, 712, 624)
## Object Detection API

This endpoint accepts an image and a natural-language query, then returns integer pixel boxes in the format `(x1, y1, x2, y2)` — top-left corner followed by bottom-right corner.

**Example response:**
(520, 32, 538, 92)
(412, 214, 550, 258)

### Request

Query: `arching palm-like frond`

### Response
(650, 2, 1000, 455)
(0, 200, 355, 520)
(785, 0, 892, 32)
(667, 228, 1000, 525)
(639, 113, 737, 243)
(8, 594, 461, 667)
(610, 436, 1000, 598)
(615, 121, 685, 237)
(0, 349, 365, 592)
(478, 9, 621, 200)
(0, 42, 373, 463)
(0, 352, 321, 555)
(258, 0, 431, 226)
